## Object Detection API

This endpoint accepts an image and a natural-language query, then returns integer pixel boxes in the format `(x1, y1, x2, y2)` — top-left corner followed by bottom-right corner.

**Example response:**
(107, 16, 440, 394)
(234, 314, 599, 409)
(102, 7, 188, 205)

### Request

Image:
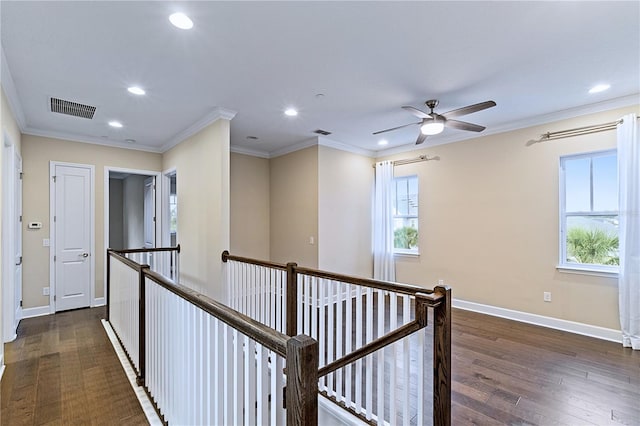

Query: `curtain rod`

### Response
(527, 115, 639, 146)
(372, 154, 440, 168)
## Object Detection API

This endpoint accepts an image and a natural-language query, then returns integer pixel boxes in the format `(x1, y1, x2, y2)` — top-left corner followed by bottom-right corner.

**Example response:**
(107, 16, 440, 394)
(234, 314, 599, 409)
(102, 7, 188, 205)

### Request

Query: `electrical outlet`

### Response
(43, 287, 50, 296)
(543, 291, 551, 302)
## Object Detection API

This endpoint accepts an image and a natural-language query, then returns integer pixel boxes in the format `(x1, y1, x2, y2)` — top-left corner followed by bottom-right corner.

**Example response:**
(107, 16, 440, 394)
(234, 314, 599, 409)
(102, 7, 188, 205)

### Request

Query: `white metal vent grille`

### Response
(50, 97, 96, 119)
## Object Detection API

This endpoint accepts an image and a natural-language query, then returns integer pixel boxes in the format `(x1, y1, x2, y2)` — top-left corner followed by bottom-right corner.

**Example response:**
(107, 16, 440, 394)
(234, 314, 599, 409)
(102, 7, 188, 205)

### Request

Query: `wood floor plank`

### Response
(2, 305, 639, 425)
(1, 307, 147, 426)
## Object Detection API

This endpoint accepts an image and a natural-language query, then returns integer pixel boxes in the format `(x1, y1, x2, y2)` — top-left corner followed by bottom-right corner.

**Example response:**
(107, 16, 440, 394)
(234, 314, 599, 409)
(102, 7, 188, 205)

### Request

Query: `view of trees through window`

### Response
(562, 151, 618, 267)
(393, 176, 419, 252)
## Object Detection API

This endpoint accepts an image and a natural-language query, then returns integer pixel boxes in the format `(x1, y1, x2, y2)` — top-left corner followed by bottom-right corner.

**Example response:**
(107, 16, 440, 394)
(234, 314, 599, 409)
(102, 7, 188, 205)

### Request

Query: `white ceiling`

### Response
(1, 1, 639, 157)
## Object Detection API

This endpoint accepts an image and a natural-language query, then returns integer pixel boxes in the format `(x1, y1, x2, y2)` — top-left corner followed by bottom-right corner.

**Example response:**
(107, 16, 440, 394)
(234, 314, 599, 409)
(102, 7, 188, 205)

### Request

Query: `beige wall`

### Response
(380, 105, 639, 331)
(21, 135, 162, 309)
(318, 146, 373, 277)
(230, 153, 270, 260)
(270, 146, 318, 267)
(162, 119, 230, 300)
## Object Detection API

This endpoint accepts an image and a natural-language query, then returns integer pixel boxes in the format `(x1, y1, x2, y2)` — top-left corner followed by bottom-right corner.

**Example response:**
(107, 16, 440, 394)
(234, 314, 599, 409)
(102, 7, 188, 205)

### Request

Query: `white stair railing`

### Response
(107, 248, 320, 426)
(107, 252, 141, 374)
(223, 251, 452, 426)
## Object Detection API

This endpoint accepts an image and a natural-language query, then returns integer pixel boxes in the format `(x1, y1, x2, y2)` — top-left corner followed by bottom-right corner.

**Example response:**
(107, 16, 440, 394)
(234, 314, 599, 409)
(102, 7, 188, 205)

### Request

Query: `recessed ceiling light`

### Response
(588, 83, 610, 94)
(108, 121, 123, 128)
(284, 108, 298, 117)
(127, 86, 146, 95)
(169, 12, 193, 30)
(378, 139, 388, 146)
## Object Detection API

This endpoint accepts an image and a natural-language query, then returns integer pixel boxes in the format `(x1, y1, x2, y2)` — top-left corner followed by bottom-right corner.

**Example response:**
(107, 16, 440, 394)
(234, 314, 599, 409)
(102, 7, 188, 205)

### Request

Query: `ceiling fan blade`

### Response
(442, 100, 496, 119)
(415, 132, 428, 145)
(372, 121, 421, 135)
(445, 119, 486, 132)
(402, 106, 431, 119)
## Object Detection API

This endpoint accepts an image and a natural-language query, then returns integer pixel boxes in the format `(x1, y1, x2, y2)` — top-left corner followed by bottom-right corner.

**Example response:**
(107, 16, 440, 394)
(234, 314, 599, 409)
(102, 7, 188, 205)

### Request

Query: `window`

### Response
(560, 150, 618, 272)
(393, 175, 419, 254)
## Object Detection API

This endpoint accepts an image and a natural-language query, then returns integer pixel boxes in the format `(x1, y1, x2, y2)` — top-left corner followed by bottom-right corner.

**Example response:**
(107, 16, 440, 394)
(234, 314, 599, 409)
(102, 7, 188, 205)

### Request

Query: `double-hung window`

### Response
(559, 149, 618, 273)
(393, 175, 419, 254)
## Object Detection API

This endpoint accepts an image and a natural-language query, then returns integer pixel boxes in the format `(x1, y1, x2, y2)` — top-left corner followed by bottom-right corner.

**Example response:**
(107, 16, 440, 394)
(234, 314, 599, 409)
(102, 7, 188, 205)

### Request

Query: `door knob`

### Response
(81, 252, 89, 258)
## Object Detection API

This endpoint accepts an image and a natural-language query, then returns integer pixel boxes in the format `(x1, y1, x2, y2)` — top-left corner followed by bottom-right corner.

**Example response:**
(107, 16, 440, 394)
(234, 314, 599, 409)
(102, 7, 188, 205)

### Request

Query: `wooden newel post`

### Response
(137, 264, 150, 387)
(433, 285, 451, 426)
(286, 262, 298, 337)
(286, 335, 318, 426)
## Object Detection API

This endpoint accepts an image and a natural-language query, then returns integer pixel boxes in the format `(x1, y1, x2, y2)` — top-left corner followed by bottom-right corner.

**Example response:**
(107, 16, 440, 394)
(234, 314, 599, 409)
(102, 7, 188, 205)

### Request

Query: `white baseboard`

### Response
(93, 297, 106, 307)
(318, 394, 369, 426)
(452, 298, 622, 344)
(22, 305, 51, 319)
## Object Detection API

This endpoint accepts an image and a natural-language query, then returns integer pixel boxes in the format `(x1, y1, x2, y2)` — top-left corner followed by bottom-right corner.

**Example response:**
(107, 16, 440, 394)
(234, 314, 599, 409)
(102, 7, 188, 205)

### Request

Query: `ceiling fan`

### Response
(374, 99, 497, 145)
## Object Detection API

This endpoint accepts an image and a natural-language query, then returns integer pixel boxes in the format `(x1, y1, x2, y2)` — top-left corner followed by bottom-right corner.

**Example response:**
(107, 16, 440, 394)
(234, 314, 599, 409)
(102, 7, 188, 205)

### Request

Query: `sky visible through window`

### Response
(565, 153, 617, 212)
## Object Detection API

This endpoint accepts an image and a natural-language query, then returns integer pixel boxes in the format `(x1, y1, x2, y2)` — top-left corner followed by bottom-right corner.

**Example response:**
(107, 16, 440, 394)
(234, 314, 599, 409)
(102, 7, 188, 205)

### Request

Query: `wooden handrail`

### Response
(222, 251, 440, 299)
(295, 266, 436, 297)
(143, 268, 289, 357)
(112, 244, 181, 254)
(317, 292, 432, 378)
(108, 250, 149, 271)
(222, 250, 287, 270)
(318, 320, 421, 378)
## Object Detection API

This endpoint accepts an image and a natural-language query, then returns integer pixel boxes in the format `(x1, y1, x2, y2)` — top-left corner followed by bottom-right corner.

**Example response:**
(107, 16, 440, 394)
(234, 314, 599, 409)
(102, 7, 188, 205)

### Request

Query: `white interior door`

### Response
(54, 164, 92, 311)
(14, 153, 22, 327)
(144, 176, 156, 248)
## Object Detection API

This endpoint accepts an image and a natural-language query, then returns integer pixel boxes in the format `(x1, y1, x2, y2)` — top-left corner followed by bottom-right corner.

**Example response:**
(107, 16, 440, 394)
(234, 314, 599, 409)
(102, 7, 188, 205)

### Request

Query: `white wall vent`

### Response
(50, 97, 96, 119)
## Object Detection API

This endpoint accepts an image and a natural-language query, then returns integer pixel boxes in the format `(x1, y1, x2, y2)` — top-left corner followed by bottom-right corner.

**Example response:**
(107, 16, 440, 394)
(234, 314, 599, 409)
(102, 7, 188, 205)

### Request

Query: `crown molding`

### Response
(317, 136, 375, 158)
(375, 94, 640, 158)
(269, 137, 319, 158)
(230, 145, 270, 159)
(161, 107, 237, 153)
(22, 126, 163, 153)
(1, 46, 27, 131)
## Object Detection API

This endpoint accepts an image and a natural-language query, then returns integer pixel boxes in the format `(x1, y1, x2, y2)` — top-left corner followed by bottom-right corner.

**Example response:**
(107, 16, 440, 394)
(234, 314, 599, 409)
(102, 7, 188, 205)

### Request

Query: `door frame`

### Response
(50, 161, 95, 314)
(161, 167, 177, 247)
(2, 130, 20, 342)
(104, 166, 161, 304)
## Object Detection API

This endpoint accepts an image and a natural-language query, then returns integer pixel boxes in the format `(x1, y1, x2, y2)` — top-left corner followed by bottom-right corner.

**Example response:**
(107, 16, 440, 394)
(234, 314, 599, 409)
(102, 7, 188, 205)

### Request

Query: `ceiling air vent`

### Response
(50, 97, 96, 119)
(313, 129, 332, 136)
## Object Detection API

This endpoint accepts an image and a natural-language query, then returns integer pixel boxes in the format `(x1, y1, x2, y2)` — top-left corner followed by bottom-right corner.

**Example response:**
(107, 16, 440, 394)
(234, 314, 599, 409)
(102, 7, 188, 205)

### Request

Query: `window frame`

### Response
(558, 148, 619, 275)
(393, 174, 419, 256)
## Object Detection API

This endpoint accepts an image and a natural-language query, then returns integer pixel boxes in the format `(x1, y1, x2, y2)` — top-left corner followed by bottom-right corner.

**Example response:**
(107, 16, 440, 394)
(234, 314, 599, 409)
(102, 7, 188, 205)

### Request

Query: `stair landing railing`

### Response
(223, 250, 452, 426)
(107, 246, 319, 425)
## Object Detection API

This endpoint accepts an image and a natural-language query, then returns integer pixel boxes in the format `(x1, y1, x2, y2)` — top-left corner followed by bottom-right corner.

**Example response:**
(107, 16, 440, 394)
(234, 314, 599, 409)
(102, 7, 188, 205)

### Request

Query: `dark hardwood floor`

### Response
(450, 309, 640, 426)
(1, 307, 148, 425)
(1, 306, 638, 425)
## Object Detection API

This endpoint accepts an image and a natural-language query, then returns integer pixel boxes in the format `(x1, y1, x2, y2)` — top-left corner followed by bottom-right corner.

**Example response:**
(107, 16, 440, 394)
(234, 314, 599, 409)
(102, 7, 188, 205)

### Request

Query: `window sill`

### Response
(556, 265, 618, 279)
(394, 251, 420, 258)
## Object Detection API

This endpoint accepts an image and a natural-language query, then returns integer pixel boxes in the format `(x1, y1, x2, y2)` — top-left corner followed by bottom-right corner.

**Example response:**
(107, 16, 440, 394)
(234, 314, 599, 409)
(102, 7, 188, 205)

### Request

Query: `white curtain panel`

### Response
(617, 113, 640, 350)
(373, 161, 396, 282)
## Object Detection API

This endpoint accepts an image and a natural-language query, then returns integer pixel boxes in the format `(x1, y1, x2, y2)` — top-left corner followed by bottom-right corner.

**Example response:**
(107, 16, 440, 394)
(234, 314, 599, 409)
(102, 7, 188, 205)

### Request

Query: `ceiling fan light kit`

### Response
(374, 99, 497, 145)
(420, 118, 445, 135)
